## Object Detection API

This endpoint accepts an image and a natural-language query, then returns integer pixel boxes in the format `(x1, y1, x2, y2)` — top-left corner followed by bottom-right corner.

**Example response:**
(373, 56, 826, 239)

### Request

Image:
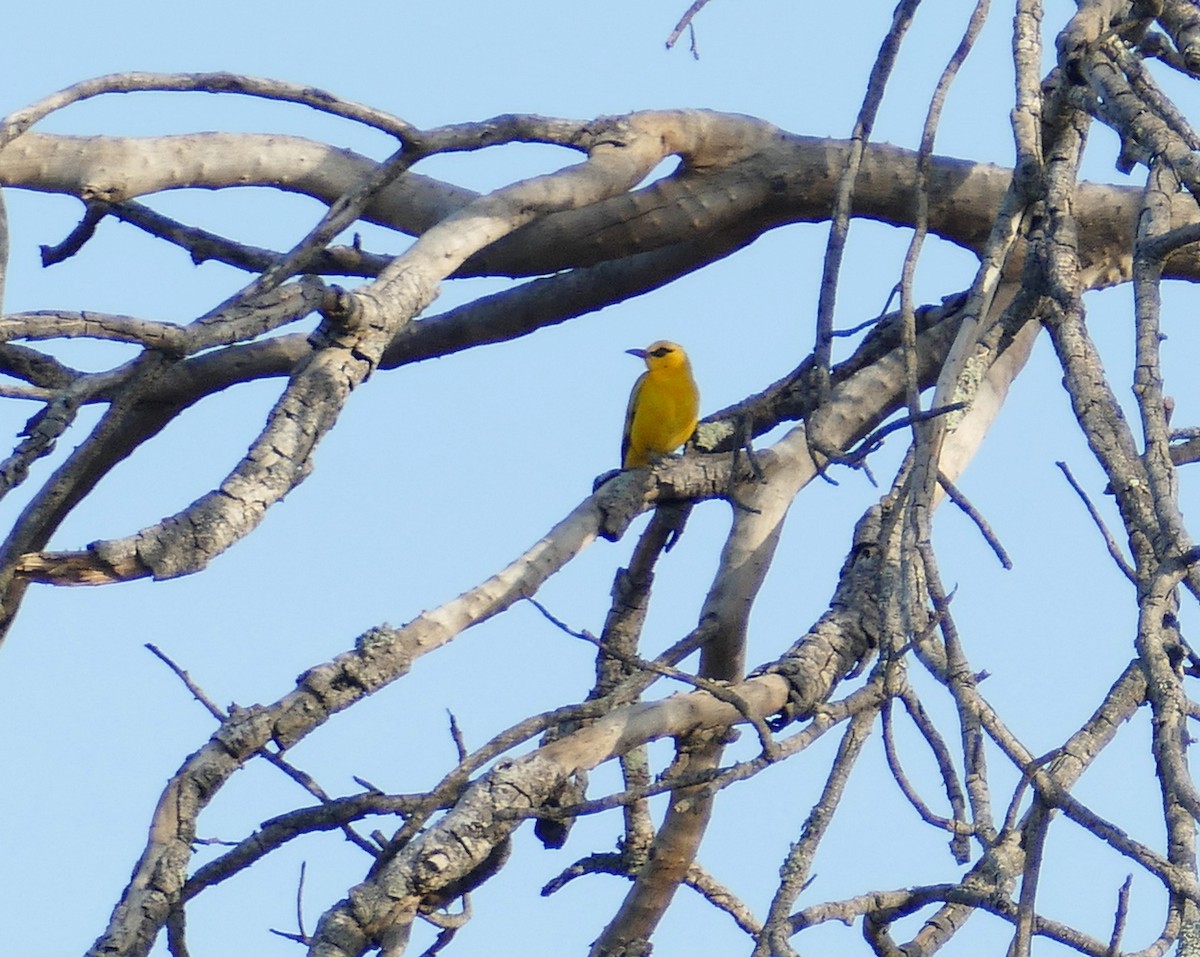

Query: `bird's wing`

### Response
(621, 371, 647, 468)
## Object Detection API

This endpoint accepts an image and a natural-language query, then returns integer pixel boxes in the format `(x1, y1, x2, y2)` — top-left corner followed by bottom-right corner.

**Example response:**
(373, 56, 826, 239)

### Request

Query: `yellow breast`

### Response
(621, 341, 700, 469)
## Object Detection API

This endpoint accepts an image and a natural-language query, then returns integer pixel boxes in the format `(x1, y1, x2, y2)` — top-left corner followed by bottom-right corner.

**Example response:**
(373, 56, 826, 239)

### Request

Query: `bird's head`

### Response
(626, 340, 690, 372)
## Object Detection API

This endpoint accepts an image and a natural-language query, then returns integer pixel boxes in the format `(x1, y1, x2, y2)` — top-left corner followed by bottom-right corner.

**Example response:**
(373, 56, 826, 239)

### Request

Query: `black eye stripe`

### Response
(652, 347, 672, 357)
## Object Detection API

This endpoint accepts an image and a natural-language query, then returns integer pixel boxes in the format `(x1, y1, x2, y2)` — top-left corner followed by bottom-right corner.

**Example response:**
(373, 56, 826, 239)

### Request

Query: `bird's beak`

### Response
(626, 348, 647, 359)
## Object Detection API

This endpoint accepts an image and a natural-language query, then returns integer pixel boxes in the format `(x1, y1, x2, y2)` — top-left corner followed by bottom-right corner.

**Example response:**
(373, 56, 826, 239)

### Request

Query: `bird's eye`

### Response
(652, 347, 672, 357)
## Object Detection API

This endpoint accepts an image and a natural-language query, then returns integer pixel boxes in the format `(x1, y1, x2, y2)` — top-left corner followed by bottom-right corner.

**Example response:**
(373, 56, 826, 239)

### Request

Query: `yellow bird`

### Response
(621, 340, 700, 469)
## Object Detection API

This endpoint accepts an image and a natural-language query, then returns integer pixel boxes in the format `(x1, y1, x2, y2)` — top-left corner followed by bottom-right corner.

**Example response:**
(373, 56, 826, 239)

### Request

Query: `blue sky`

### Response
(0, 2, 1191, 955)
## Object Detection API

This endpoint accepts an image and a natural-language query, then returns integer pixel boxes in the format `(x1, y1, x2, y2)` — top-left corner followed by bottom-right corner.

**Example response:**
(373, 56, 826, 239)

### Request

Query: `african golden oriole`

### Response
(621, 340, 700, 469)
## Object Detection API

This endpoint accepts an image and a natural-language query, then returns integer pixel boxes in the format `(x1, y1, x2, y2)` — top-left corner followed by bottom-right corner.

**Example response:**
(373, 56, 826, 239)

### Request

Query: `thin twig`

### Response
(295, 861, 308, 941)
(39, 203, 106, 266)
(937, 470, 1013, 569)
(420, 921, 465, 956)
(145, 643, 380, 856)
(419, 901, 471, 930)
(182, 792, 425, 900)
(757, 706, 882, 957)
(448, 711, 467, 762)
(542, 851, 628, 896)
(0, 392, 83, 501)
(526, 596, 779, 757)
(811, 0, 922, 398)
(145, 643, 225, 720)
(842, 402, 966, 465)
(685, 863, 764, 936)
(1107, 875, 1133, 957)
(916, 540, 998, 844)
(881, 696, 975, 840)
(665, 0, 713, 50)
(899, 686, 972, 862)
(1055, 461, 1137, 583)
(791, 881, 1111, 954)
(0, 71, 418, 151)
(831, 283, 899, 338)
(897, 0, 991, 444)
(103, 199, 391, 278)
(190, 836, 239, 848)
(1010, 800, 1051, 957)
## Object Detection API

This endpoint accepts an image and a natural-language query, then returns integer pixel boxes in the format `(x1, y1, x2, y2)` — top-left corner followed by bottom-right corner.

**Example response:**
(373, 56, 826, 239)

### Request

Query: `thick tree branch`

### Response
(7, 124, 1197, 281)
